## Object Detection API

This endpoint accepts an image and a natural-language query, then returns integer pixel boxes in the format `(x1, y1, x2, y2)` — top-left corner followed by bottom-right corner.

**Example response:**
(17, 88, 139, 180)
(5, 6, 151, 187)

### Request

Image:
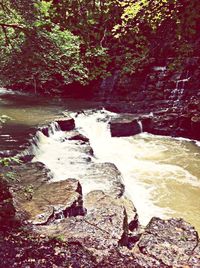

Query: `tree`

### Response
(0, 0, 199, 92)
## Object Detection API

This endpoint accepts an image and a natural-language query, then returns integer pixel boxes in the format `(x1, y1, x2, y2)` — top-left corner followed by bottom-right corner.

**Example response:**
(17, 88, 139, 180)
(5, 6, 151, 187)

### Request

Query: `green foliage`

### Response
(0, 0, 199, 90)
(4, 171, 18, 182)
(24, 185, 34, 200)
(0, 156, 22, 167)
(52, 234, 65, 242)
(0, 156, 21, 184)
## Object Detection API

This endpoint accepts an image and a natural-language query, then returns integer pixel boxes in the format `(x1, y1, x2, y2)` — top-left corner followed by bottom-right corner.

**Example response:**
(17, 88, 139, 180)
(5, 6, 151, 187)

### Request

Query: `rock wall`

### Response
(97, 57, 200, 140)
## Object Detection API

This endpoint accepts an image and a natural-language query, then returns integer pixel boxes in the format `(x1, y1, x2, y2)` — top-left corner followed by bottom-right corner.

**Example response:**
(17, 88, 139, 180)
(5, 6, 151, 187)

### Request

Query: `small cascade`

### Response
(100, 71, 119, 98)
(47, 122, 61, 136)
(171, 71, 190, 106)
(19, 122, 61, 159)
(138, 120, 143, 133)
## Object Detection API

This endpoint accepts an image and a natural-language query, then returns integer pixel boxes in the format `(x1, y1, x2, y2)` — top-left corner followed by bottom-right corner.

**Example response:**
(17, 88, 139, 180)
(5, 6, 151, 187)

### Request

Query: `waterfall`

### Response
(46, 122, 60, 136)
(171, 71, 190, 106)
(19, 122, 61, 159)
(100, 71, 119, 98)
(138, 120, 143, 133)
(74, 110, 170, 224)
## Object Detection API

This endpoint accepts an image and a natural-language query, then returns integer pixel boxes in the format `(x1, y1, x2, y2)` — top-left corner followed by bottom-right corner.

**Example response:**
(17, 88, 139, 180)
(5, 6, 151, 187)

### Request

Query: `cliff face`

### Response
(98, 57, 200, 140)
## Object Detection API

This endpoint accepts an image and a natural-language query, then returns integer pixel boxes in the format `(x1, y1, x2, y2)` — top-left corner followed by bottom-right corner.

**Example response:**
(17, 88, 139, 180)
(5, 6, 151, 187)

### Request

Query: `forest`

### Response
(0, 0, 200, 93)
(1, 1, 200, 267)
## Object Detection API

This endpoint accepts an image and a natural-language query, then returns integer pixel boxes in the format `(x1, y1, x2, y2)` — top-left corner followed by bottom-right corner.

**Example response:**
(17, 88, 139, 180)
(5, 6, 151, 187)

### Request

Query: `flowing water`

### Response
(1, 88, 200, 232)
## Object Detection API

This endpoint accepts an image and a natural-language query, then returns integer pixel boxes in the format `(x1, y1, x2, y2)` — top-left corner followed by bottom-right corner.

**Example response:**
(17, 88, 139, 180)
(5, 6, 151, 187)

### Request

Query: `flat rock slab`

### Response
(81, 162, 125, 198)
(109, 113, 153, 137)
(20, 179, 84, 225)
(36, 191, 129, 256)
(12, 162, 52, 187)
(137, 217, 199, 267)
(10, 163, 84, 225)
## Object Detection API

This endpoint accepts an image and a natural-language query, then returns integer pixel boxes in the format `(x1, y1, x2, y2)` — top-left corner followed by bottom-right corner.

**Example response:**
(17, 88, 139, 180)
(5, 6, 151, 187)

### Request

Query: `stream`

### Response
(1, 88, 200, 232)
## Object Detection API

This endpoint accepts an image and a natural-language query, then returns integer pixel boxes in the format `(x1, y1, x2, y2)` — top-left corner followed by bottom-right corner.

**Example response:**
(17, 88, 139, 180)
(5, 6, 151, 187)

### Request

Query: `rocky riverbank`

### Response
(1, 114, 200, 267)
(91, 58, 200, 141)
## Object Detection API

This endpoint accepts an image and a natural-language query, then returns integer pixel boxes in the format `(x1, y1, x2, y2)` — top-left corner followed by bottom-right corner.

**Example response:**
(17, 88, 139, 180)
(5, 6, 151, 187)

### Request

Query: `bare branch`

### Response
(0, 22, 24, 30)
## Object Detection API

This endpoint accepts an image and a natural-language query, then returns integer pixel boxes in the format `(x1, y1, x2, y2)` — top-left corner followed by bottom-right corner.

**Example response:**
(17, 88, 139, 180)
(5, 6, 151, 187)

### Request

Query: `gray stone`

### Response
(82, 162, 125, 198)
(36, 191, 130, 257)
(9, 163, 84, 225)
(18, 179, 84, 225)
(109, 114, 142, 137)
(137, 217, 199, 267)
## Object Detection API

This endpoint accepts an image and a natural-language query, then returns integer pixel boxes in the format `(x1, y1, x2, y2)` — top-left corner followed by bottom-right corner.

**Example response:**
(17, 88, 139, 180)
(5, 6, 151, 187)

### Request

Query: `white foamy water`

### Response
(0, 87, 29, 96)
(33, 109, 200, 230)
(74, 110, 200, 229)
(32, 124, 112, 196)
(0, 88, 14, 95)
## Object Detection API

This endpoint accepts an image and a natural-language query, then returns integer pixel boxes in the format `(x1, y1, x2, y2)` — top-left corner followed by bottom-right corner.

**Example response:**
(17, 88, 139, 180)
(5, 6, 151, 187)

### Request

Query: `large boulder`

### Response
(17, 179, 84, 225)
(84, 190, 139, 232)
(36, 191, 130, 257)
(9, 162, 84, 224)
(109, 114, 142, 137)
(137, 217, 199, 267)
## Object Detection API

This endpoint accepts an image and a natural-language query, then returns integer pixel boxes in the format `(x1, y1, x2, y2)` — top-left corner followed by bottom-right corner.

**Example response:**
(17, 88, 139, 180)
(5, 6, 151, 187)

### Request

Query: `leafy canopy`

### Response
(0, 0, 199, 91)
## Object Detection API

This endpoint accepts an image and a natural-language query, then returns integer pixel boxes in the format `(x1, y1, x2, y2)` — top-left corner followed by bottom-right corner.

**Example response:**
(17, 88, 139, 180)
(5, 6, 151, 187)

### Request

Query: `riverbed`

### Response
(1, 88, 200, 232)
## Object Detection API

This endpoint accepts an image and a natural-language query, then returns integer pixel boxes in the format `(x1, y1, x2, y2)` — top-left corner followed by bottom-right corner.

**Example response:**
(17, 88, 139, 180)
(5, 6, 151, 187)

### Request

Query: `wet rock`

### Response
(55, 117, 75, 131)
(109, 114, 142, 137)
(13, 162, 52, 188)
(137, 217, 199, 267)
(39, 125, 50, 137)
(36, 191, 129, 257)
(82, 162, 125, 198)
(63, 130, 89, 143)
(68, 133, 89, 143)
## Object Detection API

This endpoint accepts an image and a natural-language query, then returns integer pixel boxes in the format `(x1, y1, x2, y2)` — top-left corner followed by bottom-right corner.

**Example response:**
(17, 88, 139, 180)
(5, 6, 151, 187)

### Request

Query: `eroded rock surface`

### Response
(137, 217, 200, 267)
(82, 162, 125, 198)
(36, 191, 131, 258)
(19, 179, 84, 225)
(4, 163, 84, 225)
